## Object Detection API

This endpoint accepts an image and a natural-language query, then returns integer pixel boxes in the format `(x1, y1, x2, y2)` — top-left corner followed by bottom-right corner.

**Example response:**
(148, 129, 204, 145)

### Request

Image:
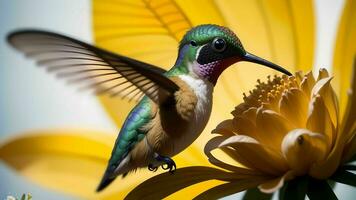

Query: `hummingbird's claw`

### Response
(157, 155, 176, 173)
(150, 154, 176, 173)
(148, 164, 158, 172)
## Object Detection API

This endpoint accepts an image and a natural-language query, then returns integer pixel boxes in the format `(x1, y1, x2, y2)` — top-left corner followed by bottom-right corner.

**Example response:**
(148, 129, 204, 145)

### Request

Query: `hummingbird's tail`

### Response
(96, 155, 131, 192)
(96, 169, 129, 192)
(96, 175, 115, 192)
(96, 171, 116, 192)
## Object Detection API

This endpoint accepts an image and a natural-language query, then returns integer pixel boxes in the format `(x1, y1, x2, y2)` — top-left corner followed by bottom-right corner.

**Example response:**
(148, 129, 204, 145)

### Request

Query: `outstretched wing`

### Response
(7, 30, 179, 104)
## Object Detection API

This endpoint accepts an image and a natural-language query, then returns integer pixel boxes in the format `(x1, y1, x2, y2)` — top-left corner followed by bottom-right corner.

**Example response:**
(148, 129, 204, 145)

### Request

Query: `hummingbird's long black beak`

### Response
(242, 52, 292, 76)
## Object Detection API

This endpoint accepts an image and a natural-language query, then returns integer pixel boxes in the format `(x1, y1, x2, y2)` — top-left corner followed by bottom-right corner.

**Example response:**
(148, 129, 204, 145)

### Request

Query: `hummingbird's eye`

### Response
(212, 38, 226, 52)
(190, 40, 197, 47)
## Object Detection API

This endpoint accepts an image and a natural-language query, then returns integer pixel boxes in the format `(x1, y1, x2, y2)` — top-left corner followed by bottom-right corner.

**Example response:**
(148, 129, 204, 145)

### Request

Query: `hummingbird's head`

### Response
(175, 24, 291, 85)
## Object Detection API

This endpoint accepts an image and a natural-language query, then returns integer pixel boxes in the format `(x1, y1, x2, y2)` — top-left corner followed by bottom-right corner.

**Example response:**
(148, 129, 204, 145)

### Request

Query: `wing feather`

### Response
(8, 30, 179, 104)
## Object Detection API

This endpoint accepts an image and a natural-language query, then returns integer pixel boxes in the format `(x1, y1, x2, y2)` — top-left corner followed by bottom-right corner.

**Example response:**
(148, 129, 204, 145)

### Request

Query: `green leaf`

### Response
(279, 176, 308, 200)
(348, 153, 356, 163)
(331, 169, 356, 187)
(278, 182, 287, 200)
(307, 178, 338, 200)
(242, 188, 273, 200)
(125, 166, 239, 200)
(342, 164, 356, 171)
(20, 194, 26, 200)
(193, 179, 263, 200)
(328, 180, 336, 189)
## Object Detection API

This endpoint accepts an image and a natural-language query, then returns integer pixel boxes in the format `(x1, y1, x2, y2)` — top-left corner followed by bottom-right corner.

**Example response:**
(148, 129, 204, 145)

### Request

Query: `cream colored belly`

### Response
(169, 103, 212, 156)
(168, 75, 214, 156)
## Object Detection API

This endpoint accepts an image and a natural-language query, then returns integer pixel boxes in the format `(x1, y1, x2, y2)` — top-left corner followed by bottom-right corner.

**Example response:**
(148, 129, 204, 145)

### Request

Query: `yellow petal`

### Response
(342, 122, 356, 162)
(258, 170, 295, 193)
(286, 1, 315, 72)
(306, 95, 335, 149)
(242, 107, 258, 123)
(231, 107, 258, 129)
(205, 136, 263, 175)
(256, 108, 294, 151)
(215, 0, 314, 72)
(332, 0, 356, 118)
(211, 135, 288, 175)
(281, 129, 328, 176)
(316, 9, 356, 175)
(232, 115, 258, 139)
(0, 130, 211, 199)
(300, 71, 316, 97)
(279, 88, 309, 127)
(0, 130, 119, 198)
(92, 0, 193, 127)
(340, 59, 356, 142)
(317, 68, 330, 81)
(311, 77, 339, 127)
(295, 71, 304, 84)
(212, 119, 236, 136)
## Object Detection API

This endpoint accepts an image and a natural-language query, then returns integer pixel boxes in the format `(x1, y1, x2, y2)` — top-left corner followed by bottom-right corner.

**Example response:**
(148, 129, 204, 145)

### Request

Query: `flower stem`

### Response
(307, 178, 337, 200)
(279, 176, 308, 200)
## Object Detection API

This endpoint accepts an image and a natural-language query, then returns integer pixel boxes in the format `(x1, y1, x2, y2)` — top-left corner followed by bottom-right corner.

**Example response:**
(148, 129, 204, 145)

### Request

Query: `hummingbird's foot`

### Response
(156, 155, 176, 173)
(148, 164, 158, 172)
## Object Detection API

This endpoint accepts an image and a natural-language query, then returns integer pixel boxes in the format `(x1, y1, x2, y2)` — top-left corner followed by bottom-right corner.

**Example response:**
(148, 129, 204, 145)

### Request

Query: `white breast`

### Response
(171, 74, 214, 154)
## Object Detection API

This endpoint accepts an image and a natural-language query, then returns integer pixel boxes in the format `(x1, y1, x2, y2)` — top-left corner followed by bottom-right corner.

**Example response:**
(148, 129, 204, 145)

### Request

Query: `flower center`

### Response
(234, 74, 300, 116)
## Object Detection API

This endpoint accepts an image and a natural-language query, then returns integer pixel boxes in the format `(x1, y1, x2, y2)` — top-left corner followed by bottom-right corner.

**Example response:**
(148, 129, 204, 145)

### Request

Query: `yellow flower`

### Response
(207, 68, 354, 191)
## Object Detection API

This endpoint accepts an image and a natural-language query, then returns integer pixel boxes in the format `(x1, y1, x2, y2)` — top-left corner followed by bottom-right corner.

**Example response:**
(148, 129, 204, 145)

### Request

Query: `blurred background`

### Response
(0, 0, 354, 199)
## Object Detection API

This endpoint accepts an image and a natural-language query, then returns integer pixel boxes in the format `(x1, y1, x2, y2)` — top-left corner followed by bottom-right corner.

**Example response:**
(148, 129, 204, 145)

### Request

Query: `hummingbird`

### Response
(7, 24, 291, 192)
